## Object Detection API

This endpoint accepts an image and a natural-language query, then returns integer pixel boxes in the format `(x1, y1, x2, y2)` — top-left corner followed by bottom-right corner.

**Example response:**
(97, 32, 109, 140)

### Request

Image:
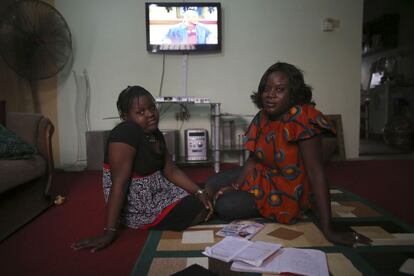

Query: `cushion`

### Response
(0, 155, 46, 193)
(0, 124, 37, 160)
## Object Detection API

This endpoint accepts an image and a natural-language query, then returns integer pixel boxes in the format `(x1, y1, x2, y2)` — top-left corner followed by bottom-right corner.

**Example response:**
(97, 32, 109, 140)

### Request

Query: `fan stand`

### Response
(29, 80, 40, 113)
(62, 69, 91, 172)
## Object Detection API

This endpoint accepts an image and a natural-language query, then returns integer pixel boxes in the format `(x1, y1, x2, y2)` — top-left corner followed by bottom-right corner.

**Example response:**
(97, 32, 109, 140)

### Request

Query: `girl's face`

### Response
(124, 95, 159, 133)
(261, 71, 291, 117)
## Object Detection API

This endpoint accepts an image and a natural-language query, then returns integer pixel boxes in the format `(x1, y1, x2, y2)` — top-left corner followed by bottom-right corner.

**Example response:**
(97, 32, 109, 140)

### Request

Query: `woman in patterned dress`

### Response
(210, 62, 371, 246)
(72, 86, 213, 252)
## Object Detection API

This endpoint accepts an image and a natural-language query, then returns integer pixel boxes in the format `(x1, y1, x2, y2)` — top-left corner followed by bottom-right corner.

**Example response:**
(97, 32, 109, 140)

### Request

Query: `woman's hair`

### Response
(116, 85, 155, 119)
(250, 62, 314, 109)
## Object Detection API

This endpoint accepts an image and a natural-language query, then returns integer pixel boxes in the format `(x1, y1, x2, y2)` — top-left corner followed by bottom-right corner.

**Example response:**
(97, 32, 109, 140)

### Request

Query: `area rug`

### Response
(132, 187, 414, 276)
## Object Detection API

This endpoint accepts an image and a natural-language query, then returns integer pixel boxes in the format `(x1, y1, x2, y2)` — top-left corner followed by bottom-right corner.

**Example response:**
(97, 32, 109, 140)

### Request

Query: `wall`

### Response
(55, 0, 363, 167)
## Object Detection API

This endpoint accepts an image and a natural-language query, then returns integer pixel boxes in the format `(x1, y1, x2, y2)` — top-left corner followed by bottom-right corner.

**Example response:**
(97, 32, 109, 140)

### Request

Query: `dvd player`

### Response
(156, 96, 210, 104)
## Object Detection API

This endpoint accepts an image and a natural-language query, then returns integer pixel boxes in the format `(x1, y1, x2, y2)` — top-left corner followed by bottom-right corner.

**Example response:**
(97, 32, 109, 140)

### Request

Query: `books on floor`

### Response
(231, 247, 329, 276)
(203, 236, 329, 276)
(215, 219, 265, 240)
(202, 236, 281, 267)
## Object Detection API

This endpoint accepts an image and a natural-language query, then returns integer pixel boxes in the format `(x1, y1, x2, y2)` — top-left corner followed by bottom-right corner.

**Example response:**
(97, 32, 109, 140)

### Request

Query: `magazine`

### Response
(202, 236, 282, 267)
(216, 220, 265, 240)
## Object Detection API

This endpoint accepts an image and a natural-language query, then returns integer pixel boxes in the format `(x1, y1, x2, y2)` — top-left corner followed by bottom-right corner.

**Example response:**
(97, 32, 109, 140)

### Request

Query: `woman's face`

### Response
(125, 95, 159, 133)
(261, 71, 291, 116)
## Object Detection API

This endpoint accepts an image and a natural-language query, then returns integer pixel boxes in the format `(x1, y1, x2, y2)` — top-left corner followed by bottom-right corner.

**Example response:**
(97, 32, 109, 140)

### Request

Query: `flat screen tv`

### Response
(145, 2, 222, 53)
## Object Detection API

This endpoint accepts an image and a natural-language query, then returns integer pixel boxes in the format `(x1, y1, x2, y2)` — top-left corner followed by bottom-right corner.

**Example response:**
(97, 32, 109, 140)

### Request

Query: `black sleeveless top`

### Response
(103, 121, 166, 175)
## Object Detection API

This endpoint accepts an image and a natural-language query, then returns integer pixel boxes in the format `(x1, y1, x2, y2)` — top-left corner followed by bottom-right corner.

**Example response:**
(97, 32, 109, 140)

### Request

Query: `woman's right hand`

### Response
(323, 228, 371, 247)
(71, 231, 117, 252)
(214, 183, 238, 202)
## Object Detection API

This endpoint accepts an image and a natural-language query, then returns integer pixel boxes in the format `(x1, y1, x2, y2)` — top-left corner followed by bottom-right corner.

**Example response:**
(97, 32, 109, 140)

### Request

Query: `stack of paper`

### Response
(202, 237, 281, 267)
(203, 236, 329, 276)
(231, 247, 329, 276)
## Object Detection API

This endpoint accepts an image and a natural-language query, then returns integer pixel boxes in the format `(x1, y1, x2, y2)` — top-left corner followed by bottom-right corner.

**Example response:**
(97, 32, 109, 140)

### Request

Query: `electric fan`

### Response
(0, 0, 72, 80)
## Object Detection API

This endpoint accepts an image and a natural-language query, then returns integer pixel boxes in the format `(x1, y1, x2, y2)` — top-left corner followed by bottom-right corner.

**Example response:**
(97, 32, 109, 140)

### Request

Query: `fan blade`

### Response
(0, 0, 72, 80)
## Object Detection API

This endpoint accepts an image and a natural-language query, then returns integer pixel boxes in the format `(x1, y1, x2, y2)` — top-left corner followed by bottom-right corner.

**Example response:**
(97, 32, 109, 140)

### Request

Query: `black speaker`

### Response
(86, 130, 110, 170)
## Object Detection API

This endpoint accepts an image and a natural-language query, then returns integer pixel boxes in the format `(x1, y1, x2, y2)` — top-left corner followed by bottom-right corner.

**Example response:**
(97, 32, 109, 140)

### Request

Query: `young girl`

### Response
(210, 62, 371, 247)
(72, 86, 213, 252)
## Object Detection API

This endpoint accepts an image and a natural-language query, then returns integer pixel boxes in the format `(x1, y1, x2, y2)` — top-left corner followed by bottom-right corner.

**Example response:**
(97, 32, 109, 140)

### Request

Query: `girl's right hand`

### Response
(71, 231, 117, 252)
(195, 190, 214, 221)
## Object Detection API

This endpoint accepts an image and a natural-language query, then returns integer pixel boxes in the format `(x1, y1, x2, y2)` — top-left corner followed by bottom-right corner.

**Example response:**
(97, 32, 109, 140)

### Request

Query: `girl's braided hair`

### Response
(116, 85, 155, 119)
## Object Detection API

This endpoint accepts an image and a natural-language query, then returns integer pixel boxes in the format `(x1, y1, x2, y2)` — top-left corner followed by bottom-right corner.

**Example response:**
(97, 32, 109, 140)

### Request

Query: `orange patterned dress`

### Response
(241, 104, 335, 224)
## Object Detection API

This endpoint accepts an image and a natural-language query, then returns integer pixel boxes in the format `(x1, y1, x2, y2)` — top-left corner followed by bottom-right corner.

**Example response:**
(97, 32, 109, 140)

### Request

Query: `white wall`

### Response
(56, 0, 363, 167)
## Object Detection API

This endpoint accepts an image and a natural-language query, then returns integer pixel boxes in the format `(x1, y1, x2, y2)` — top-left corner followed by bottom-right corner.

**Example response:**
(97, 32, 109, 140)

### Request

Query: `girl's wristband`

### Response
(194, 189, 204, 196)
(104, 227, 117, 232)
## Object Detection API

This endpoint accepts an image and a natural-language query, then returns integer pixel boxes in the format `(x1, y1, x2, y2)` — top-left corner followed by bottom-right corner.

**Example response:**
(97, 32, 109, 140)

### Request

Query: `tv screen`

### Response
(145, 2, 222, 53)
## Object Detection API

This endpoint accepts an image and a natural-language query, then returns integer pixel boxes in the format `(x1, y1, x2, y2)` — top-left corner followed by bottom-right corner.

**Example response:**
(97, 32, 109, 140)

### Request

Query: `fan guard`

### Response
(0, 0, 72, 80)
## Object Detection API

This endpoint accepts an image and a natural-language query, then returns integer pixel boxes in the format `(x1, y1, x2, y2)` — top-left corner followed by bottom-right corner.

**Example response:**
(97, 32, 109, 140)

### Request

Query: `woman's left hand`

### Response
(324, 229, 372, 247)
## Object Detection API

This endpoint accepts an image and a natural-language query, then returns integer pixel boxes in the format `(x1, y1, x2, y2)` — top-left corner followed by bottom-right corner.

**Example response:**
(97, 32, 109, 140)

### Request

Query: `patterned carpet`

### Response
(132, 187, 414, 276)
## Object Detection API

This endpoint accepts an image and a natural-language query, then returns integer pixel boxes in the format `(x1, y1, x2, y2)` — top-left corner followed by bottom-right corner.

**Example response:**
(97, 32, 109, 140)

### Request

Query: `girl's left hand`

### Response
(71, 230, 117, 252)
(324, 230, 371, 247)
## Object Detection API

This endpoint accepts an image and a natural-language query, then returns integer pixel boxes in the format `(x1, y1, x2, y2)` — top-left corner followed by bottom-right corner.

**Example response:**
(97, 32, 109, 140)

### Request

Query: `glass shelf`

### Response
(219, 145, 245, 151)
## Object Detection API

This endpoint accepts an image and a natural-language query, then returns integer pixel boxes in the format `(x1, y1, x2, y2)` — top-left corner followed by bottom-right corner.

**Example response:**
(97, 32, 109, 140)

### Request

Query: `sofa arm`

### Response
(6, 112, 55, 195)
(36, 117, 55, 166)
(37, 117, 55, 195)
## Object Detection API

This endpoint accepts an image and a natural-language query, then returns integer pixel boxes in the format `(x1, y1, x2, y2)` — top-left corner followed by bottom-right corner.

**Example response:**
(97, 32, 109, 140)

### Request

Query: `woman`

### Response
(210, 62, 371, 246)
(72, 86, 213, 252)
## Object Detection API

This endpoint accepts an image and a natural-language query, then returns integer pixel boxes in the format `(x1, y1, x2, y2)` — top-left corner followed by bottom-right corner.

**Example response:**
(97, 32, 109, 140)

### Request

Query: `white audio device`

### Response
(185, 129, 208, 161)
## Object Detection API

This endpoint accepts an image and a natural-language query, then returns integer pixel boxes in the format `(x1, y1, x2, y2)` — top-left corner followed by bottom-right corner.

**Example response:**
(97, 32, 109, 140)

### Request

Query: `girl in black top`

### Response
(72, 86, 213, 252)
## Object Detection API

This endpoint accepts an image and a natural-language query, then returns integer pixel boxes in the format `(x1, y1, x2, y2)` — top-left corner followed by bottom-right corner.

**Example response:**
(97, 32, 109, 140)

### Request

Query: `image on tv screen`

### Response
(146, 3, 220, 52)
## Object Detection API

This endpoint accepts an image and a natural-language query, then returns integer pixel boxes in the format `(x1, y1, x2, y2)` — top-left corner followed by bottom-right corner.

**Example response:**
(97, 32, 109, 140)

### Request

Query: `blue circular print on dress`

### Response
(274, 149, 285, 163)
(255, 148, 265, 162)
(280, 165, 300, 180)
(267, 190, 283, 206)
(294, 184, 304, 201)
(249, 185, 264, 200)
(282, 105, 302, 122)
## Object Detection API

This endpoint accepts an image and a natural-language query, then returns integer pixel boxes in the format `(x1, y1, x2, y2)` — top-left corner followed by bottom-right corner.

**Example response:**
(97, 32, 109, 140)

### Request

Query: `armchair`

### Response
(0, 112, 55, 241)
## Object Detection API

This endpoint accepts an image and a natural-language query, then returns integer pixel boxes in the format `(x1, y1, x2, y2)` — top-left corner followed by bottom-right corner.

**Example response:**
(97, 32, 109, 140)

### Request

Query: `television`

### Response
(145, 2, 222, 54)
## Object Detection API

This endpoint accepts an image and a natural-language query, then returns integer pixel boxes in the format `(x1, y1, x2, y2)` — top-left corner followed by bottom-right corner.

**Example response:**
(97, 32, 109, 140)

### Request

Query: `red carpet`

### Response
(0, 164, 234, 276)
(0, 161, 412, 275)
(326, 159, 414, 227)
(0, 171, 148, 276)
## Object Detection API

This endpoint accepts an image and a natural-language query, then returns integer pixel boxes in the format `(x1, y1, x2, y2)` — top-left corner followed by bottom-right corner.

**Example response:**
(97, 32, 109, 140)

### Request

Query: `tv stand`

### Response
(92, 102, 248, 173)
(157, 102, 222, 172)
